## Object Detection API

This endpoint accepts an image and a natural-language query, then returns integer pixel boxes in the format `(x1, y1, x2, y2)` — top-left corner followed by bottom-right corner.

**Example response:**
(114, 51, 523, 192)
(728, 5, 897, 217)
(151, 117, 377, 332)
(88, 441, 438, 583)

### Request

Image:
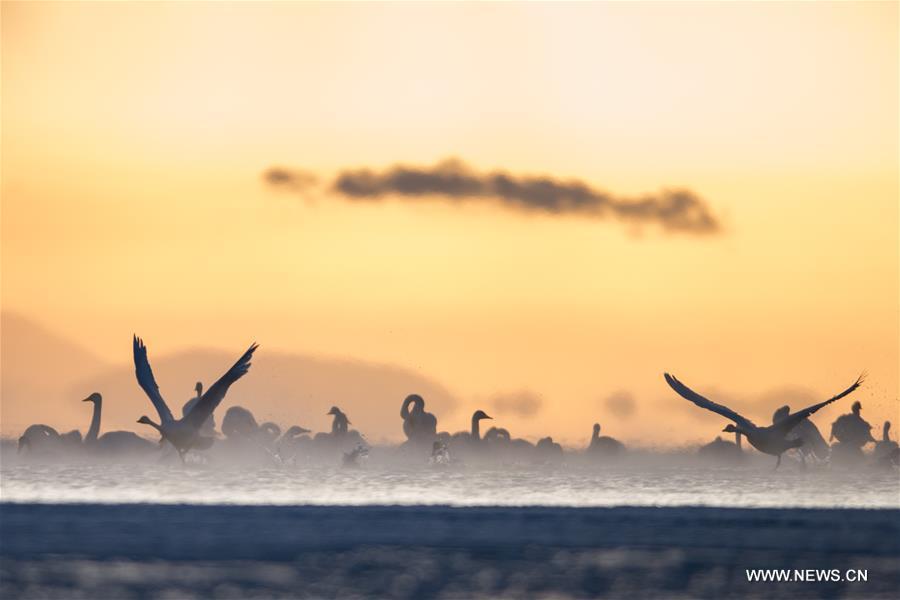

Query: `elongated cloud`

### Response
(265, 159, 720, 233)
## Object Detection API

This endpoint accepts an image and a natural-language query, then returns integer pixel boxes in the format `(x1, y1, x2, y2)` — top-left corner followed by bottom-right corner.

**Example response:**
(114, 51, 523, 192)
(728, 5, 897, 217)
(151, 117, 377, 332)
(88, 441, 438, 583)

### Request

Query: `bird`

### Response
(451, 410, 492, 443)
(182, 382, 216, 437)
(133, 335, 257, 463)
(830, 401, 876, 447)
(17, 424, 63, 455)
(771, 404, 830, 461)
(873, 421, 899, 467)
(664, 372, 863, 469)
(536, 436, 564, 462)
(81, 393, 156, 455)
(327, 406, 350, 435)
(698, 433, 742, 462)
(587, 423, 625, 457)
(400, 394, 438, 444)
(221, 406, 260, 440)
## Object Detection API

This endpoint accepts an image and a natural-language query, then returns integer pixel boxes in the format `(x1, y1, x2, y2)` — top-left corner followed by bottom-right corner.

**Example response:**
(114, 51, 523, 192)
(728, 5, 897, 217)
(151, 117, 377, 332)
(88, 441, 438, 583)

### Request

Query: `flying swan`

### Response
(664, 372, 863, 469)
(133, 335, 258, 463)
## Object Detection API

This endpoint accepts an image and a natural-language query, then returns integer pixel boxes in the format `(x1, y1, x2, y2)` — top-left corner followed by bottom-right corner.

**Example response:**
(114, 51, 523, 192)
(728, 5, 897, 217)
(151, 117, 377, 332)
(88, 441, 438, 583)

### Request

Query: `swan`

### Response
(312, 407, 365, 456)
(664, 372, 863, 469)
(17, 424, 62, 454)
(587, 423, 625, 457)
(771, 404, 829, 461)
(830, 401, 876, 447)
(17, 424, 83, 456)
(182, 382, 216, 436)
(536, 436, 564, 462)
(483, 426, 535, 462)
(698, 431, 742, 462)
(133, 335, 257, 463)
(872, 421, 899, 467)
(222, 406, 259, 440)
(400, 394, 438, 443)
(327, 406, 350, 435)
(450, 410, 492, 443)
(81, 392, 156, 454)
(276, 425, 312, 462)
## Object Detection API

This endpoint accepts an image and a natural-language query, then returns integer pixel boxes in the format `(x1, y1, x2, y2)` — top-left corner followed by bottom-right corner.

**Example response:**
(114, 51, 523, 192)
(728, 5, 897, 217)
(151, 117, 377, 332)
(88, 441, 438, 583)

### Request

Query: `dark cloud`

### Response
(265, 159, 720, 234)
(490, 391, 543, 418)
(602, 391, 637, 419)
(264, 167, 318, 191)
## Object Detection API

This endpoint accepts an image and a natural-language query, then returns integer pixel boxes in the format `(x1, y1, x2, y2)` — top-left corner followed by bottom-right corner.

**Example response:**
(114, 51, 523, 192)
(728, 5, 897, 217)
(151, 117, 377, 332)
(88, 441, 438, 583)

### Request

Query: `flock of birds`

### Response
(14, 338, 900, 470)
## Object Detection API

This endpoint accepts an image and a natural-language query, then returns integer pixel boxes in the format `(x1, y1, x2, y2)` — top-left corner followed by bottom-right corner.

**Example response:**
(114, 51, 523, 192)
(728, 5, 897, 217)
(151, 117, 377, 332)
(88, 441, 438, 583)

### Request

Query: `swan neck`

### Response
(471, 415, 481, 440)
(400, 397, 413, 419)
(884, 422, 891, 442)
(86, 398, 102, 443)
(734, 430, 742, 449)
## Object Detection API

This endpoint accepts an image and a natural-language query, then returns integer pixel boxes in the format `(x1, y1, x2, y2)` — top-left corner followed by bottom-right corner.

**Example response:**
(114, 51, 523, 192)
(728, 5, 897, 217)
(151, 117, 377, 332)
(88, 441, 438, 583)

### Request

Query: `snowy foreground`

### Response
(2, 503, 898, 599)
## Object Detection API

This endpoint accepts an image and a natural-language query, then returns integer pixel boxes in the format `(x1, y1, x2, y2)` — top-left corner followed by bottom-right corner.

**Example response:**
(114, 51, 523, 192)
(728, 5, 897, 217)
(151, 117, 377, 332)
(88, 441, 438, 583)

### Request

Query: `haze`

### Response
(2, 2, 897, 446)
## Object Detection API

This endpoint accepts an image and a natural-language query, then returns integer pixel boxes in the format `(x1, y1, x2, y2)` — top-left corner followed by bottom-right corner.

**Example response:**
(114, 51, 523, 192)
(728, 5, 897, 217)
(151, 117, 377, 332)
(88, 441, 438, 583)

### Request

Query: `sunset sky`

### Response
(2, 1, 897, 446)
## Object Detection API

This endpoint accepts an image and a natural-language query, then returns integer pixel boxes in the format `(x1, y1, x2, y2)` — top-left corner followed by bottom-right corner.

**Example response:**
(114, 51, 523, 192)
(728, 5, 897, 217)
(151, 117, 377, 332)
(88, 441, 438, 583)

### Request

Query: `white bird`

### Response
(133, 335, 257, 463)
(664, 372, 863, 469)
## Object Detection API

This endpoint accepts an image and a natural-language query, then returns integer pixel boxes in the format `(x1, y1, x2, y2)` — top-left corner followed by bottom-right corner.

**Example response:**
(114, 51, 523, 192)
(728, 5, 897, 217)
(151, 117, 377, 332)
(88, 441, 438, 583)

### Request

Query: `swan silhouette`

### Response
(182, 382, 216, 436)
(536, 436, 564, 462)
(698, 430, 742, 462)
(451, 410, 492, 443)
(17, 424, 66, 455)
(830, 401, 876, 447)
(772, 404, 829, 461)
(874, 421, 899, 467)
(133, 335, 257, 463)
(588, 423, 625, 457)
(276, 425, 312, 462)
(312, 407, 366, 456)
(665, 372, 863, 469)
(400, 394, 438, 443)
(82, 393, 156, 454)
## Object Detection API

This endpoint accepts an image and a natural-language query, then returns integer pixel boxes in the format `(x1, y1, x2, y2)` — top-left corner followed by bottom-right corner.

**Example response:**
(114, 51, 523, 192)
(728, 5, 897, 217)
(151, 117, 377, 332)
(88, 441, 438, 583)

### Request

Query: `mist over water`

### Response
(3, 449, 897, 509)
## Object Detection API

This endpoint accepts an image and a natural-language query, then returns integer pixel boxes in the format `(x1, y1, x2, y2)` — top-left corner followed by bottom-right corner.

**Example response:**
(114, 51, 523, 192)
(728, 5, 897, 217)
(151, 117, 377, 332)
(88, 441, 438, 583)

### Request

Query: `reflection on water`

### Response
(2, 460, 898, 508)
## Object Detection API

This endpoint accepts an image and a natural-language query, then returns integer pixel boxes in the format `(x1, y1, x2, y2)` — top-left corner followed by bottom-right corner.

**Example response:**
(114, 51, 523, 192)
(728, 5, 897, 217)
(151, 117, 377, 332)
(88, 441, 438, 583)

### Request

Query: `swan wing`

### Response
(775, 374, 865, 435)
(185, 343, 258, 430)
(133, 335, 175, 423)
(664, 373, 755, 429)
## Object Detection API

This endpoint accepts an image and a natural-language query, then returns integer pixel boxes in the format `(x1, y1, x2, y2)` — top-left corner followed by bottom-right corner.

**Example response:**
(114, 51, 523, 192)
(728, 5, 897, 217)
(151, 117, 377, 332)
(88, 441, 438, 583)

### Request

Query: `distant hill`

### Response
(1, 311, 110, 434)
(2, 312, 460, 441)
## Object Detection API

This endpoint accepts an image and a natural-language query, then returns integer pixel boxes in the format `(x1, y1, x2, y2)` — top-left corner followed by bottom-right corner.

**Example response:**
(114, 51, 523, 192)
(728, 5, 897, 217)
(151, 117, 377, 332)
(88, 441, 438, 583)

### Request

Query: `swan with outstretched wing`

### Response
(664, 372, 864, 469)
(133, 335, 257, 462)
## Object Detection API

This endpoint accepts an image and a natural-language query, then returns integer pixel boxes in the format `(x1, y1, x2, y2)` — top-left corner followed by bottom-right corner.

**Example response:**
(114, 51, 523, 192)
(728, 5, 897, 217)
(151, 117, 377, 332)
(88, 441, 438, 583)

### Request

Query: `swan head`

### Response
(195, 381, 203, 395)
(137, 415, 157, 426)
(852, 401, 862, 416)
(285, 425, 311, 436)
(593, 423, 601, 435)
(772, 405, 789, 423)
(472, 410, 492, 421)
(82, 392, 102, 403)
(404, 394, 425, 412)
(722, 424, 740, 434)
(327, 406, 342, 416)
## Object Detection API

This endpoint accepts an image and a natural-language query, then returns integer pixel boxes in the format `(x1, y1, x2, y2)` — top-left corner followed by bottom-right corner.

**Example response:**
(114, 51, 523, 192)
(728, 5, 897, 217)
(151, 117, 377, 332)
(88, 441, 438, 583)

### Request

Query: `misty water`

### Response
(2, 455, 898, 509)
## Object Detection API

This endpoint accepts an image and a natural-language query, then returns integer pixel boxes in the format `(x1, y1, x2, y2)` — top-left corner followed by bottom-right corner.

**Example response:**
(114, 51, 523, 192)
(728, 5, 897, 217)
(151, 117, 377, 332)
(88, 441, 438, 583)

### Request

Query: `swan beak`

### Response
(82, 397, 92, 402)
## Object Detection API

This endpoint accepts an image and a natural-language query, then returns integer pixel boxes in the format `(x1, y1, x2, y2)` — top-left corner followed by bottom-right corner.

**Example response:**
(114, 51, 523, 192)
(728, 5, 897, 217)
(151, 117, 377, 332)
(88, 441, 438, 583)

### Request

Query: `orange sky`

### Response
(1, 1, 897, 446)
